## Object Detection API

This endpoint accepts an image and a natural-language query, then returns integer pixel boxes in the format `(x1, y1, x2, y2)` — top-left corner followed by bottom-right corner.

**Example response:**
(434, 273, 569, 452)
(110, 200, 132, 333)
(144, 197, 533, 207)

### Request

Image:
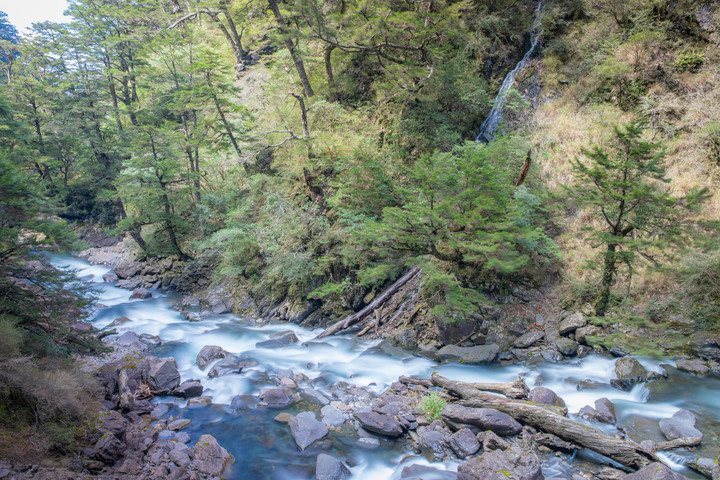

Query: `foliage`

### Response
(680, 250, 720, 329)
(419, 392, 447, 421)
(674, 52, 703, 73)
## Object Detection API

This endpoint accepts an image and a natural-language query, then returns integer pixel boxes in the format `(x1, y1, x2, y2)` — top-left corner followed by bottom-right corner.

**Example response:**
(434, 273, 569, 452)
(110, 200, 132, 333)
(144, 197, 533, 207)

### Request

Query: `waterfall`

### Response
(476, 0, 544, 143)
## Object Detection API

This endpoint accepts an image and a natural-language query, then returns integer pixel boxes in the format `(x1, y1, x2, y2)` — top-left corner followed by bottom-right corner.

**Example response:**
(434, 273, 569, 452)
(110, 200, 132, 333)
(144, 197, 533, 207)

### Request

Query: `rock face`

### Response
(191, 434, 235, 476)
(514, 331, 545, 348)
(316, 454, 351, 480)
(442, 405, 522, 436)
(613, 357, 648, 390)
(623, 462, 691, 480)
(558, 312, 586, 334)
(457, 446, 544, 480)
(354, 411, 404, 437)
(437, 344, 500, 364)
(256, 330, 299, 348)
(146, 357, 181, 392)
(659, 410, 703, 440)
(196, 345, 226, 370)
(289, 412, 329, 450)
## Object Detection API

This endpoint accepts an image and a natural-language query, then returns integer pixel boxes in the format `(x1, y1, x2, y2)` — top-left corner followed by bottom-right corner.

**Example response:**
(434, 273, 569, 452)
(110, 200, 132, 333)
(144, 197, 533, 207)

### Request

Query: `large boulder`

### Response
(94, 432, 126, 463)
(576, 325, 602, 344)
(191, 434, 234, 476)
(289, 412, 329, 450)
(555, 338, 578, 356)
(594, 397, 619, 425)
(559, 312, 586, 335)
(416, 427, 449, 460)
(624, 462, 690, 480)
(173, 380, 203, 398)
(528, 387, 566, 412)
(659, 410, 703, 441)
(256, 330, 299, 348)
(196, 345, 226, 370)
(354, 411, 404, 437)
(437, 344, 499, 364)
(457, 446, 544, 480)
(207, 355, 255, 378)
(146, 357, 181, 392)
(442, 405, 522, 436)
(260, 387, 295, 408)
(316, 454, 351, 480)
(513, 331, 545, 348)
(612, 357, 648, 391)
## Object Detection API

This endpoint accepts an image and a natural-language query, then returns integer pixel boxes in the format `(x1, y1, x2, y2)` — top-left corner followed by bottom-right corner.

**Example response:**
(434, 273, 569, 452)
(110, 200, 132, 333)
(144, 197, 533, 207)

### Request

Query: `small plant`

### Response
(675, 52, 704, 73)
(419, 392, 447, 421)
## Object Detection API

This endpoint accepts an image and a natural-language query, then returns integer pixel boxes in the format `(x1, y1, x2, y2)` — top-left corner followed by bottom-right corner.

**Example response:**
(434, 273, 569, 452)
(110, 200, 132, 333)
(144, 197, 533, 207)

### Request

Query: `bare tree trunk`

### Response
(267, 0, 314, 97)
(324, 45, 337, 101)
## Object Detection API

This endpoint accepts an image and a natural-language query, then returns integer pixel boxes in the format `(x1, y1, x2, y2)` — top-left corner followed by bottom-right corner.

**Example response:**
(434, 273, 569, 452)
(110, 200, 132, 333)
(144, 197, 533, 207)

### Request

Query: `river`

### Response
(52, 254, 718, 479)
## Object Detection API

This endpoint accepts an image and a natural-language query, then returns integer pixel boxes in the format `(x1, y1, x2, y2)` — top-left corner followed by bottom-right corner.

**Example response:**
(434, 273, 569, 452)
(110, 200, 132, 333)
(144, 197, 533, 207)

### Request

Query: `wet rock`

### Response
(659, 410, 703, 441)
(355, 411, 404, 437)
(191, 434, 234, 475)
(196, 345, 226, 370)
(457, 445, 543, 480)
(624, 462, 690, 479)
(274, 412, 293, 423)
(594, 397, 618, 425)
(175, 431, 191, 444)
(513, 331, 545, 348)
(256, 330, 299, 348)
(103, 272, 118, 283)
(559, 312, 586, 335)
(209, 297, 234, 315)
(437, 344, 499, 364)
(301, 387, 330, 406)
(676, 358, 710, 376)
(115, 331, 141, 346)
(477, 431, 510, 451)
(612, 357, 648, 391)
(555, 338, 578, 356)
(130, 287, 152, 299)
(187, 396, 212, 407)
(168, 419, 192, 431)
(321, 405, 346, 428)
(401, 464, 457, 480)
(449, 428, 480, 458)
(528, 387, 566, 411)
(207, 355, 254, 378)
(575, 325, 602, 344)
(316, 454, 351, 480)
(146, 357, 181, 392)
(289, 412, 329, 450)
(442, 405, 522, 436)
(172, 380, 203, 398)
(260, 387, 295, 408)
(151, 403, 171, 418)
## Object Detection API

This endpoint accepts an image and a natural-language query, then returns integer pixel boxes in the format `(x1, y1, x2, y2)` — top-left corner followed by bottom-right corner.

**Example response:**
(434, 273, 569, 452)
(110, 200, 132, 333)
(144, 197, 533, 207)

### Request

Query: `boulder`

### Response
(130, 287, 152, 299)
(168, 419, 192, 431)
(260, 387, 295, 408)
(196, 345, 226, 370)
(575, 325, 602, 344)
(624, 462, 690, 480)
(477, 431, 510, 451)
(354, 411, 404, 437)
(594, 398, 618, 425)
(457, 446, 544, 480)
(613, 357, 648, 391)
(301, 387, 330, 406)
(146, 357, 181, 392)
(437, 344, 500, 364)
(559, 312, 586, 335)
(555, 338, 579, 356)
(442, 405, 522, 436)
(659, 410, 703, 441)
(416, 427, 449, 460)
(209, 298, 234, 315)
(98, 410, 128, 438)
(103, 272, 119, 283)
(316, 454, 351, 480)
(256, 330, 299, 348)
(208, 355, 255, 378)
(289, 412, 329, 450)
(191, 434, 234, 476)
(449, 428, 481, 458)
(94, 432, 125, 463)
(513, 331, 545, 348)
(115, 331, 141, 346)
(401, 465, 457, 479)
(528, 387, 566, 411)
(173, 380, 203, 398)
(676, 359, 710, 376)
(321, 405, 346, 428)
(117, 455, 143, 475)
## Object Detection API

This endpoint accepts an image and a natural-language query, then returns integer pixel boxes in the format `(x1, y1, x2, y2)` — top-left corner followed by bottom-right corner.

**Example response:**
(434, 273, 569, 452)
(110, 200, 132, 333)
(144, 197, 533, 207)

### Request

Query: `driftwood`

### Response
(315, 267, 421, 339)
(430, 374, 658, 470)
(97, 328, 118, 340)
(400, 375, 530, 400)
(655, 436, 702, 451)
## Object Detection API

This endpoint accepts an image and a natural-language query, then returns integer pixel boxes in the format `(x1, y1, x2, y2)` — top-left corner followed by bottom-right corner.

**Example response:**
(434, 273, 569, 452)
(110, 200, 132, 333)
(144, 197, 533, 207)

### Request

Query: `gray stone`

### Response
(168, 448, 191, 466)
(176, 431, 191, 444)
(576, 325, 602, 344)
(210, 298, 234, 315)
(256, 330, 299, 348)
(173, 380, 203, 398)
(437, 344, 500, 364)
(321, 405, 346, 427)
(613, 357, 648, 391)
(301, 387, 330, 406)
(207, 355, 255, 378)
(659, 410, 703, 441)
(158, 429, 175, 440)
(457, 445, 544, 480)
(442, 404, 522, 436)
(316, 454, 351, 480)
(260, 387, 295, 408)
(103, 272, 118, 283)
(115, 331, 140, 346)
(449, 428, 481, 458)
(559, 312, 586, 335)
(417, 427, 448, 460)
(146, 357, 181, 392)
(555, 338, 578, 356)
(477, 430, 511, 451)
(514, 331, 545, 348)
(130, 287, 152, 299)
(94, 432, 126, 463)
(98, 410, 128, 437)
(355, 411, 404, 437)
(289, 412, 329, 450)
(624, 462, 690, 479)
(594, 397, 618, 425)
(191, 434, 234, 476)
(196, 345, 226, 370)
(528, 387, 566, 411)
(676, 358, 710, 375)
(401, 464, 457, 479)
(168, 419, 192, 431)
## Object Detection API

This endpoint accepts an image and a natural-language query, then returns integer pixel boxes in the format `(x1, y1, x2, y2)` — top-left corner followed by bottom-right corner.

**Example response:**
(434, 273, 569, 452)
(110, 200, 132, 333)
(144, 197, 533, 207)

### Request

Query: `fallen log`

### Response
(315, 267, 421, 339)
(400, 374, 529, 399)
(655, 436, 702, 451)
(431, 373, 658, 470)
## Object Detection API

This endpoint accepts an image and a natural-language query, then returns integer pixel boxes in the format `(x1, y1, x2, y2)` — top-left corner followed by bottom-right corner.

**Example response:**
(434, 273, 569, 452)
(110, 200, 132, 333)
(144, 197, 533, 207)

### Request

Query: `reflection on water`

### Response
(52, 254, 714, 479)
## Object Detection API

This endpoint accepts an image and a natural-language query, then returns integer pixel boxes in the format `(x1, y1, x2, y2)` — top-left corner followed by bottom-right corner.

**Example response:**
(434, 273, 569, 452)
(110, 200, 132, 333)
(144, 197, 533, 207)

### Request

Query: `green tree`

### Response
(571, 121, 706, 316)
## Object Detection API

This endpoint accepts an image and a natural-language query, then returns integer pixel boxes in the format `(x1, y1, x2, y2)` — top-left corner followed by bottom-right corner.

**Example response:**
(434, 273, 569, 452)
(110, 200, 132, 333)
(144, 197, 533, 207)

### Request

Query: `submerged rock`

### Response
(289, 412, 329, 450)
(207, 355, 255, 378)
(457, 445, 543, 480)
(315, 454, 351, 480)
(659, 410, 703, 441)
(256, 330, 299, 348)
(437, 344, 499, 364)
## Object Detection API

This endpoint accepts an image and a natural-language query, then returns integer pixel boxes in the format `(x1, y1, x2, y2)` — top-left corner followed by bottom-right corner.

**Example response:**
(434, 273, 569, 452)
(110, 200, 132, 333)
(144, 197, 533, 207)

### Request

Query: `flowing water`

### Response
(476, 0, 544, 143)
(53, 254, 717, 479)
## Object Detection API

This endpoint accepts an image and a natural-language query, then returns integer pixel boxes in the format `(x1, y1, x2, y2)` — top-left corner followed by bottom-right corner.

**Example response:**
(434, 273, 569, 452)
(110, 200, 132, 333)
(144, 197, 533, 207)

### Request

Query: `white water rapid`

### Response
(53, 254, 715, 480)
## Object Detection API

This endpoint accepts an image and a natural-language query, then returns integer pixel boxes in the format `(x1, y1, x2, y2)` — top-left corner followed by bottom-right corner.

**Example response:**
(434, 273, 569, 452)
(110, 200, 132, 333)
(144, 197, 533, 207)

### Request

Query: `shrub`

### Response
(674, 52, 703, 73)
(419, 392, 447, 421)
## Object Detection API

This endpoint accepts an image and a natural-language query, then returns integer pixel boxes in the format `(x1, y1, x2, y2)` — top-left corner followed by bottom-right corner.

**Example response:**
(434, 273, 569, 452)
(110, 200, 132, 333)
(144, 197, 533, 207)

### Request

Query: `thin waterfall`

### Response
(476, 0, 545, 143)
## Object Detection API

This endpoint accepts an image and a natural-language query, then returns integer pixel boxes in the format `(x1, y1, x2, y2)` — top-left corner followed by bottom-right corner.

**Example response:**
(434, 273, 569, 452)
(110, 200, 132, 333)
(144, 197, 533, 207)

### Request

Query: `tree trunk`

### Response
(430, 374, 658, 471)
(206, 74, 242, 160)
(267, 0, 314, 97)
(324, 45, 337, 101)
(596, 243, 617, 316)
